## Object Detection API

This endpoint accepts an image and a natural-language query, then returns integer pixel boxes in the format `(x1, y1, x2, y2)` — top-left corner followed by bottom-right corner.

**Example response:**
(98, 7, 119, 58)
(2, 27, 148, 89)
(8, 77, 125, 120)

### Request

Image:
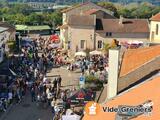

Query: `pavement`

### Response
(0, 67, 81, 120)
(0, 92, 53, 120)
(46, 67, 81, 90)
(98, 84, 108, 104)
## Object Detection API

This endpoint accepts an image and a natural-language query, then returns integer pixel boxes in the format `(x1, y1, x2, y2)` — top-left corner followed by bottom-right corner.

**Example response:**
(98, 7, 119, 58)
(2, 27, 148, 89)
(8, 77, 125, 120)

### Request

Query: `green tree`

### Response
(117, 8, 132, 18)
(49, 10, 62, 27)
(97, 2, 118, 17)
(0, 0, 9, 7)
(27, 13, 44, 25)
(131, 2, 153, 18)
(14, 13, 27, 24)
(9, 3, 32, 15)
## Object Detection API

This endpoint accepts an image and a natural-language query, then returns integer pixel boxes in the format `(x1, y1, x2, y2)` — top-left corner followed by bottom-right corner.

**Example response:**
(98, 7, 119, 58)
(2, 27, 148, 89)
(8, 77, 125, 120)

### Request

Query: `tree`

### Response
(27, 13, 44, 25)
(14, 14, 27, 24)
(49, 10, 62, 27)
(9, 3, 32, 15)
(131, 2, 153, 18)
(97, 2, 118, 17)
(0, 0, 9, 7)
(117, 8, 132, 18)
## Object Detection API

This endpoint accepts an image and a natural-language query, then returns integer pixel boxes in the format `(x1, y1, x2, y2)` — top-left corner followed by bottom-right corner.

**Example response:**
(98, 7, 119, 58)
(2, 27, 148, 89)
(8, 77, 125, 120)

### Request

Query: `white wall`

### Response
(107, 49, 119, 99)
(150, 21, 160, 43)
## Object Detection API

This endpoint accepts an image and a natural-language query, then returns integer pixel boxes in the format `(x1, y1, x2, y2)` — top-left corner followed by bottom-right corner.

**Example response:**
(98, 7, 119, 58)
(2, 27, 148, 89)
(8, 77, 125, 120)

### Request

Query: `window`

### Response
(156, 24, 159, 35)
(106, 32, 112, 37)
(80, 40, 85, 49)
(98, 40, 103, 49)
(68, 41, 71, 49)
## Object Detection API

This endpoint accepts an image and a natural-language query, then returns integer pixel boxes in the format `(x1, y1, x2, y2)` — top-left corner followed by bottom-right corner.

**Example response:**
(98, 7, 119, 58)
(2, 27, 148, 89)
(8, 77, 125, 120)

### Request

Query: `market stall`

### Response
(75, 51, 86, 57)
(66, 88, 95, 105)
(89, 50, 102, 56)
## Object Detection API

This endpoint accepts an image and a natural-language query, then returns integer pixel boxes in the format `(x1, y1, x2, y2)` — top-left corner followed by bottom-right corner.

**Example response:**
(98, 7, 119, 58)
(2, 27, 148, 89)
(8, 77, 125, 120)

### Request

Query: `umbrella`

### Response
(50, 35, 59, 42)
(49, 43, 61, 49)
(62, 115, 81, 120)
(75, 51, 86, 57)
(127, 41, 143, 45)
(89, 50, 102, 55)
(67, 88, 95, 105)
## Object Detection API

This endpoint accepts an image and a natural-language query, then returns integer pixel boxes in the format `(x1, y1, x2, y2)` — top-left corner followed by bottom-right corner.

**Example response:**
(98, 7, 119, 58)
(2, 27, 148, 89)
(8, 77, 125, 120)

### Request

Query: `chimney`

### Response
(107, 49, 119, 99)
(119, 15, 123, 25)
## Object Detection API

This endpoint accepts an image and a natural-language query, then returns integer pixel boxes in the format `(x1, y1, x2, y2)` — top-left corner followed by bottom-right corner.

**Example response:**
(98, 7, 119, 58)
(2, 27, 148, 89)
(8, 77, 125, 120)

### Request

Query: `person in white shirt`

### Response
(51, 99, 55, 113)
(34, 68, 38, 78)
(8, 91, 13, 104)
(43, 76, 47, 83)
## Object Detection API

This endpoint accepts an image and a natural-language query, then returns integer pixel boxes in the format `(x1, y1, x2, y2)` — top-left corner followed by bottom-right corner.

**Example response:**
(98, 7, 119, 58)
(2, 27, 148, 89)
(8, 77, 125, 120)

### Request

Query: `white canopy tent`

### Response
(75, 51, 86, 57)
(127, 41, 143, 45)
(62, 115, 81, 120)
(89, 50, 102, 55)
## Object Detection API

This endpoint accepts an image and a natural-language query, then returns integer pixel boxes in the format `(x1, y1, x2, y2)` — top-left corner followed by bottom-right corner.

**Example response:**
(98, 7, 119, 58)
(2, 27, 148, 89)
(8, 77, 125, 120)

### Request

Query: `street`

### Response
(0, 67, 80, 120)
(1, 93, 53, 120)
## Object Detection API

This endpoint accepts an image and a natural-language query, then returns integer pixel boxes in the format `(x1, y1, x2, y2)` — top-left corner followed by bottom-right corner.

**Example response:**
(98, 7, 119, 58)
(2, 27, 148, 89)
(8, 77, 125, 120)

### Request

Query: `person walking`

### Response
(51, 99, 56, 114)
(53, 78, 57, 89)
(57, 75, 62, 87)
(31, 86, 36, 102)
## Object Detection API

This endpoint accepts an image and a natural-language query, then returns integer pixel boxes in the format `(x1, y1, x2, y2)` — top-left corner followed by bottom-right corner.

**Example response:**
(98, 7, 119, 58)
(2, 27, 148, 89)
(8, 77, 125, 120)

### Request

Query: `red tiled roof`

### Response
(150, 13, 160, 21)
(96, 19, 149, 33)
(61, 2, 90, 13)
(68, 15, 95, 26)
(83, 76, 160, 120)
(120, 45, 160, 77)
(83, 9, 99, 15)
(61, 2, 113, 16)
(0, 22, 15, 33)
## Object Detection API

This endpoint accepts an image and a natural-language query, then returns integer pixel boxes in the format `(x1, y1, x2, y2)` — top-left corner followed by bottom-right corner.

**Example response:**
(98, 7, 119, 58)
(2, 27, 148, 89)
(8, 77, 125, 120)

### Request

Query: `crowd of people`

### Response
(0, 36, 73, 119)
(68, 54, 108, 83)
(0, 35, 109, 119)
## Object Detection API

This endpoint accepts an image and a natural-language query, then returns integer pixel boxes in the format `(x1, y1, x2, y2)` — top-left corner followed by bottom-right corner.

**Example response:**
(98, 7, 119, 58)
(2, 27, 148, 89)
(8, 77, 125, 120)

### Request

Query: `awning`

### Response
(67, 88, 95, 105)
(75, 51, 86, 57)
(89, 50, 102, 55)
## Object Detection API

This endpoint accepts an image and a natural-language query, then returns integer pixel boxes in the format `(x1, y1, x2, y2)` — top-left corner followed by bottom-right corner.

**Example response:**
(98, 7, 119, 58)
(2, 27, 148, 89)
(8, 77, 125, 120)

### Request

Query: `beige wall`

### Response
(68, 25, 95, 56)
(62, 13, 67, 24)
(60, 28, 68, 49)
(150, 21, 160, 43)
(96, 32, 149, 46)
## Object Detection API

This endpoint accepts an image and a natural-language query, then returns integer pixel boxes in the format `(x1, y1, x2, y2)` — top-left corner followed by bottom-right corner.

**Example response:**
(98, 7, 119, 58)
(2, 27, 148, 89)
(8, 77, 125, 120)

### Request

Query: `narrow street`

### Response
(0, 67, 80, 120)
(1, 92, 53, 120)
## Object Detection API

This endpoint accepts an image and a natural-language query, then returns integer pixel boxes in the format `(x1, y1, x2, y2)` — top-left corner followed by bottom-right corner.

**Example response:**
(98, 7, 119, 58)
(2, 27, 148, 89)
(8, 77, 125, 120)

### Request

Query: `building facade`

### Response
(60, 2, 115, 51)
(0, 27, 10, 63)
(60, 2, 149, 56)
(150, 13, 160, 43)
